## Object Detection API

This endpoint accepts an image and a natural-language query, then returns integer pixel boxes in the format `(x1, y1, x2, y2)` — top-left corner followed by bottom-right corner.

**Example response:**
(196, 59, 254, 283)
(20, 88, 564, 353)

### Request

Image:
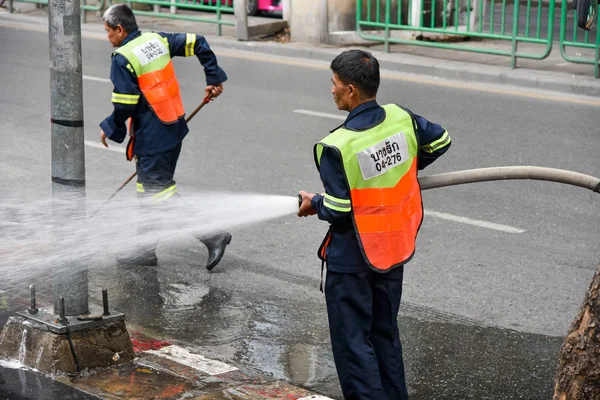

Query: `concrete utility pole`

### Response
(290, 0, 360, 44)
(234, 0, 249, 41)
(235, 0, 286, 41)
(282, 0, 291, 21)
(325, 0, 355, 32)
(48, 0, 88, 317)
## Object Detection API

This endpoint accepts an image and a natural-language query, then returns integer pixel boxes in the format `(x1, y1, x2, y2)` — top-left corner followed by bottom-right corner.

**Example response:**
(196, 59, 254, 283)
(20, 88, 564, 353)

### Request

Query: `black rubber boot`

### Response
(200, 232, 232, 271)
(117, 248, 158, 267)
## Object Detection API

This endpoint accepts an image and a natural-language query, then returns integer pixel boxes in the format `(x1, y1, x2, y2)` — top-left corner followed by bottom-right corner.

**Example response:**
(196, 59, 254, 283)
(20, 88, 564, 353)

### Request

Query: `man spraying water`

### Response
(298, 49, 451, 400)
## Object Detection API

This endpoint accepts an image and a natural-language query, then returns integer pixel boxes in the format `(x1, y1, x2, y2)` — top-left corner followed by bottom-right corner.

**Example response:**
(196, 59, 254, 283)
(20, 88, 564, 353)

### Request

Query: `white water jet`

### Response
(0, 190, 299, 295)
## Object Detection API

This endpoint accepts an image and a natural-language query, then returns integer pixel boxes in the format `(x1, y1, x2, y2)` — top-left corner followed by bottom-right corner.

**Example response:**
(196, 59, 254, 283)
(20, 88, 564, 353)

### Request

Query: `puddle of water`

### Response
(70, 363, 195, 399)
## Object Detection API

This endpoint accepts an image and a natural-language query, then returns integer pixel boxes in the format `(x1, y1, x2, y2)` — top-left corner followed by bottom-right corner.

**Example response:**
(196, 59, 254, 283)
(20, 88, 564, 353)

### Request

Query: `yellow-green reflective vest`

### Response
(314, 104, 423, 272)
(115, 32, 184, 123)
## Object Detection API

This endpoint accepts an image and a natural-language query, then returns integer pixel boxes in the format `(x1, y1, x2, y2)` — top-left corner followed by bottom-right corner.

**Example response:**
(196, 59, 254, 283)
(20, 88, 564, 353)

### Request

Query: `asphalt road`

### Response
(1, 21, 599, 399)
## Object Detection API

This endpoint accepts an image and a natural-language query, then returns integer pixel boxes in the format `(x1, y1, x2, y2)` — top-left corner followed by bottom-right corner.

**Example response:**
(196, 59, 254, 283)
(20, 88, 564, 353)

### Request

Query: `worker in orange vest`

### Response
(298, 49, 451, 399)
(100, 4, 231, 270)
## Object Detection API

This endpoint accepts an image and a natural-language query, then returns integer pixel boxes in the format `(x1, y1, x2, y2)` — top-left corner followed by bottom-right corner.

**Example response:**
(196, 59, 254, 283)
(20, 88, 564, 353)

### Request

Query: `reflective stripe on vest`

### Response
(115, 32, 185, 124)
(314, 104, 423, 272)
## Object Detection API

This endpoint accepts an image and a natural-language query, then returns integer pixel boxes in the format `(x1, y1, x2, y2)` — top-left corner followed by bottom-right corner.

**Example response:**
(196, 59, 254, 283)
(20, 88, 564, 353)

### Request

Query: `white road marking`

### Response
(298, 396, 336, 400)
(84, 140, 124, 154)
(293, 109, 346, 120)
(295, 109, 526, 234)
(145, 345, 238, 375)
(82, 75, 111, 83)
(425, 210, 526, 233)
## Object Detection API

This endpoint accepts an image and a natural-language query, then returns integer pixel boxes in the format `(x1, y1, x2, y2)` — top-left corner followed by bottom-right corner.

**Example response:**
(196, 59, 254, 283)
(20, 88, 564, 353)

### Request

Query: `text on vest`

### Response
(356, 132, 409, 181)
(132, 38, 168, 67)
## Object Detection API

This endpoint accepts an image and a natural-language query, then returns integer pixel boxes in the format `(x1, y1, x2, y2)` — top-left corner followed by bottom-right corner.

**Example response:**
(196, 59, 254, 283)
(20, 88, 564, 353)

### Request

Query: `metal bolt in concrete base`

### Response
(15, 306, 126, 335)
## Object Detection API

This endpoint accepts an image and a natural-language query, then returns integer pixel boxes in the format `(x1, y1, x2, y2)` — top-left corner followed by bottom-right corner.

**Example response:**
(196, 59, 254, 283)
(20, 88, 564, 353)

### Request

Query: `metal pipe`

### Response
(419, 166, 600, 193)
(59, 296, 68, 325)
(28, 285, 38, 315)
(102, 288, 110, 316)
(319, 0, 328, 45)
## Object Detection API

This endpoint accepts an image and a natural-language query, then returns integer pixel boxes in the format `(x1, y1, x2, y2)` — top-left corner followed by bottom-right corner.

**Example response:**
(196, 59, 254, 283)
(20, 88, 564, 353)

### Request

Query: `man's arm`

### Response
(310, 147, 353, 224)
(100, 55, 139, 144)
(413, 114, 451, 170)
(161, 32, 228, 86)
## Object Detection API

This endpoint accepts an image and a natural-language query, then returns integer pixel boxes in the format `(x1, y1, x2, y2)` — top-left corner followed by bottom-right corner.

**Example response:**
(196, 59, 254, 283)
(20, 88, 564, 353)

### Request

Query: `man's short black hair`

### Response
(103, 4, 139, 33)
(330, 50, 380, 98)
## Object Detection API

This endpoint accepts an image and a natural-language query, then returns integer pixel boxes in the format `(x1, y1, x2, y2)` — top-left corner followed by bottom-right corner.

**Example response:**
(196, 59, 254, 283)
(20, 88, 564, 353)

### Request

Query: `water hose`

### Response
(297, 166, 599, 209)
(418, 166, 600, 193)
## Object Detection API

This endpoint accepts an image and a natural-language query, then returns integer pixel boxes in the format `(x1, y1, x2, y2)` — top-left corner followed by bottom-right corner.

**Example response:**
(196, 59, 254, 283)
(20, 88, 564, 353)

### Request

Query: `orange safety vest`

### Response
(314, 104, 423, 272)
(115, 32, 185, 124)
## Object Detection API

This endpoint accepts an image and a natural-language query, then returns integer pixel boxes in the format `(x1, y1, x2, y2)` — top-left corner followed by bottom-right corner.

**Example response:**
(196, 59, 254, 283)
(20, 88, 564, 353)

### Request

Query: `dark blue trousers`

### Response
(136, 142, 182, 195)
(132, 143, 182, 250)
(325, 268, 408, 400)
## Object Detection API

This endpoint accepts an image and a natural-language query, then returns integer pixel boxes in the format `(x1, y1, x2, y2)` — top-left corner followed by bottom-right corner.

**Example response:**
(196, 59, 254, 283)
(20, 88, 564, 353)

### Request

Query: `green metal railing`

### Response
(559, 1, 599, 78)
(8, 0, 46, 8)
(7, 0, 234, 35)
(356, 0, 555, 69)
(113, 0, 234, 36)
(9, 0, 106, 13)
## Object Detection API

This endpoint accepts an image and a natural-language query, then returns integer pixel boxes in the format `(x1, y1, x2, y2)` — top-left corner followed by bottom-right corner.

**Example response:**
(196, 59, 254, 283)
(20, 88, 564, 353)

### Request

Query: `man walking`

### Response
(100, 4, 231, 270)
(298, 49, 451, 399)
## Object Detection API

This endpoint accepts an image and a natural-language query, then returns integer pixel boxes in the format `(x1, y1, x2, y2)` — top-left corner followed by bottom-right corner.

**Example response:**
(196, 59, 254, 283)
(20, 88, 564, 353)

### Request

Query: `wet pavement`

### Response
(0, 253, 566, 399)
(0, 363, 98, 400)
(403, 316, 562, 399)
(0, 353, 319, 400)
(0, 306, 564, 399)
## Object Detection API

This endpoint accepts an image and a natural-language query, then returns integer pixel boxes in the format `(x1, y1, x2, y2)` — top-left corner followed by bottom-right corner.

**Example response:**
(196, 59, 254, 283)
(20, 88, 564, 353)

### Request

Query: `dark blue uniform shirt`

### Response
(310, 100, 451, 274)
(100, 30, 228, 156)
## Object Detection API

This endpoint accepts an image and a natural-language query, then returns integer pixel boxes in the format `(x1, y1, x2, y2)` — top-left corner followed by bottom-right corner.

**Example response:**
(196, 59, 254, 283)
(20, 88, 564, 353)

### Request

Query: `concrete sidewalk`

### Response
(1, 3, 600, 97)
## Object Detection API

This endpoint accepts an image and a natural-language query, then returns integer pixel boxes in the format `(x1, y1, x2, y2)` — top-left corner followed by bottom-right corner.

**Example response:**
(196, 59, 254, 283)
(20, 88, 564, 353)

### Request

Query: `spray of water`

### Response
(0, 190, 299, 300)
